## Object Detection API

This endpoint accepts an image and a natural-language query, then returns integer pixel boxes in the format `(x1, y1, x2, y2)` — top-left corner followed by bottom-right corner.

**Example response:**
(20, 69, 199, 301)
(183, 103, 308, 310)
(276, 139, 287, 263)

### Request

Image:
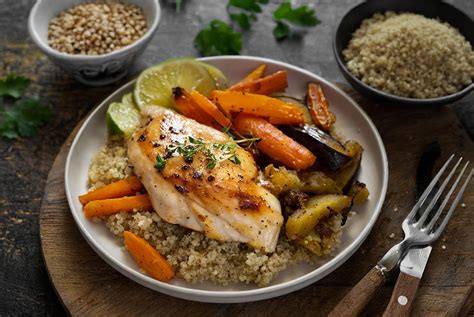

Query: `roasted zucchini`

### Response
(286, 194, 351, 240)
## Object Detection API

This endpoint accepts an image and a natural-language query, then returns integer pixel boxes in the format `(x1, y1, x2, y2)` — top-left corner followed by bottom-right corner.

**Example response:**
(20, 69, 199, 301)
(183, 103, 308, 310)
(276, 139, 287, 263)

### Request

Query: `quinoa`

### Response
(88, 139, 344, 286)
(343, 12, 474, 98)
(48, 1, 147, 55)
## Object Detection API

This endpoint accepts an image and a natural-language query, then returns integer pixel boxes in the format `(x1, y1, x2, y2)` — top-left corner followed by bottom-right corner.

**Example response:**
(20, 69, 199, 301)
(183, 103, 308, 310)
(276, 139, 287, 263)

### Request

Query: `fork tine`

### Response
(417, 157, 463, 226)
(425, 161, 469, 232)
(431, 167, 473, 240)
(404, 154, 455, 223)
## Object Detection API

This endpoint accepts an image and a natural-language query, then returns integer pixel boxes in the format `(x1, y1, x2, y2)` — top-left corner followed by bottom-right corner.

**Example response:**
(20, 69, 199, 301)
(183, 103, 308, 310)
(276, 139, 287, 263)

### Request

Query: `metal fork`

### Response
(329, 155, 473, 317)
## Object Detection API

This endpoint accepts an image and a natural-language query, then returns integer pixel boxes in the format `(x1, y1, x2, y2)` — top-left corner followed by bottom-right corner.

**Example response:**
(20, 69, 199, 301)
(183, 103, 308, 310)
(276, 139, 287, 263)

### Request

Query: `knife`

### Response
(382, 246, 432, 316)
(382, 142, 440, 317)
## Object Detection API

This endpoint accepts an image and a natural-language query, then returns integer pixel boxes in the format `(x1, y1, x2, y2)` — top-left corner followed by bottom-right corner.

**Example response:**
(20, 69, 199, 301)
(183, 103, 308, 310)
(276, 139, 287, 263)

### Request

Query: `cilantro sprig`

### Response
(0, 74, 51, 139)
(194, 0, 320, 56)
(272, 1, 320, 40)
(0, 74, 31, 98)
(194, 20, 242, 56)
(154, 135, 260, 172)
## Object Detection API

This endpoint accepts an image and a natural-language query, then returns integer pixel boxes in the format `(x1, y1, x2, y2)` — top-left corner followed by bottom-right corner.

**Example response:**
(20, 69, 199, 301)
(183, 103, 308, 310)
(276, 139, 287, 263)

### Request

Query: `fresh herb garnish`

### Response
(0, 74, 51, 140)
(227, 0, 269, 30)
(194, 0, 319, 55)
(155, 136, 260, 172)
(155, 154, 166, 172)
(0, 74, 31, 98)
(194, 20, 242, 56)
(272, 1, 320, 40)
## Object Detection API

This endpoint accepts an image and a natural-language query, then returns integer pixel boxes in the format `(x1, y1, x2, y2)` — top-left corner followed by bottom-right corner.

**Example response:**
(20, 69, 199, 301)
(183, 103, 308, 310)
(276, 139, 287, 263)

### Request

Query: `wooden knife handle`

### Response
(382, 272, 421, 317)
(328, 266, 386, 317)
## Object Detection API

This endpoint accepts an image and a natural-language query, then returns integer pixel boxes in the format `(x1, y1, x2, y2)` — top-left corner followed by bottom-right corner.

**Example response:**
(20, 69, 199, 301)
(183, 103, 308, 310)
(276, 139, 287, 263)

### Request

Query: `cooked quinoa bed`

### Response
(87, 139, 344, 286)
(343, 12, 474, 98)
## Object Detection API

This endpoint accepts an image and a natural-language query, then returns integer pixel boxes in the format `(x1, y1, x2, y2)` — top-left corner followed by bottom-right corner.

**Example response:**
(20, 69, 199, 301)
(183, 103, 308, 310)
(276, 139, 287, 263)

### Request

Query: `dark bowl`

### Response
(333, 0, 474, 106)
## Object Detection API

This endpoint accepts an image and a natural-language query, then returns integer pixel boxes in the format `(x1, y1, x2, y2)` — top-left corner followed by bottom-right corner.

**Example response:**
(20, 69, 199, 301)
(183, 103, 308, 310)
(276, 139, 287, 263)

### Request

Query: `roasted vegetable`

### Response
(298, 171, 342, 194)
(280, 125, 352, 171)
(234, 114, 316, 170)
(295, 230, 323, 256)
(211, 90, 306, 125)
(306, 83, 334, 132)
(286, 194, 351, 240)
(229, 70, 288, 95)
(348, 181, 369, 205)
(275, 95, 313, 124)
(330, 140, 362, 192)
(228, 64, 266, 90)
(263, 165, 341, 196)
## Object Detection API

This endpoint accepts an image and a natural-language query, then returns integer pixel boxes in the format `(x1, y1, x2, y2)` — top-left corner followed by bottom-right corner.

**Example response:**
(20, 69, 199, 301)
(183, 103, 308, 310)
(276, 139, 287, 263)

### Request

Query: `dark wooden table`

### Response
(1, 0, 473, 315)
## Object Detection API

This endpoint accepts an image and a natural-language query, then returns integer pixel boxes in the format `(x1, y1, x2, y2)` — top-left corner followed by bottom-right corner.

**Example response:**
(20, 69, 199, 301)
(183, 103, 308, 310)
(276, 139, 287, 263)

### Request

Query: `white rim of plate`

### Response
(64, 55, 389, 301)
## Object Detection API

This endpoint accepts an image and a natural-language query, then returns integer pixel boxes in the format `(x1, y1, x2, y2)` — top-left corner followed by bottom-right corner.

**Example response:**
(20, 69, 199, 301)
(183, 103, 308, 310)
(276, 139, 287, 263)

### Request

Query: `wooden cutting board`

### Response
(40, 87, 474, 316)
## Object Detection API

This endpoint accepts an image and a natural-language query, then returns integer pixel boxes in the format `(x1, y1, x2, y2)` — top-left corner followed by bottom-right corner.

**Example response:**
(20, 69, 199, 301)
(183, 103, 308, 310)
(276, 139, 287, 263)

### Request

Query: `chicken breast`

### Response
(128, 107, 283, 252)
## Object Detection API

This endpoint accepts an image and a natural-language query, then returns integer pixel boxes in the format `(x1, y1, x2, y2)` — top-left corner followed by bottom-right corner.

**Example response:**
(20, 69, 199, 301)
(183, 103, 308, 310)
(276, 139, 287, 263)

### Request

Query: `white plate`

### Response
(65, 56, 388, 303)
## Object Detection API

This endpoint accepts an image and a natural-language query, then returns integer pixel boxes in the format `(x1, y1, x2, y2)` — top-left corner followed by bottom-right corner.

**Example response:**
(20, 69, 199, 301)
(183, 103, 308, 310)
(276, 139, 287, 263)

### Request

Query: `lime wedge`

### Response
(106, 94, 140, 137)
(134, 59, 217, 110)
(199, 62, 228, 90)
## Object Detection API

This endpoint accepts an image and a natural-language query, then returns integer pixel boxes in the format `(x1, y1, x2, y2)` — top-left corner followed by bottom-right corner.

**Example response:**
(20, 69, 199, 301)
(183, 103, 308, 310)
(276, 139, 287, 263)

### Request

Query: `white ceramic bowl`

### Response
(65, 56, 389, 303)
(28, 0, 161, 86)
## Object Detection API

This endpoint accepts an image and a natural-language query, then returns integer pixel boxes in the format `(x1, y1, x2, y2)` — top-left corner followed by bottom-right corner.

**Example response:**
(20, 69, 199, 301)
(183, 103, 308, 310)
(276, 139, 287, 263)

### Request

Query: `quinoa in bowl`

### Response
(343, 12, 474, 99)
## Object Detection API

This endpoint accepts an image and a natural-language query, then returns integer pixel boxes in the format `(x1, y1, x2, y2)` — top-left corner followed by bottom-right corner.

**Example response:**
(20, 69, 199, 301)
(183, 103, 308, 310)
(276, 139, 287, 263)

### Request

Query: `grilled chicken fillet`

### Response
(128, 107, 283, 252)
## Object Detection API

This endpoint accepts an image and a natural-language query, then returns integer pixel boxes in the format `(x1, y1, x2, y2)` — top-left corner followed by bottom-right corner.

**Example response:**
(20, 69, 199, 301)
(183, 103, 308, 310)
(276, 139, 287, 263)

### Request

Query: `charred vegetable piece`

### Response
(330, 140, 362, 192)
(229, 70, 288, 95)
(275, 95, 313, 124)
(306, 83, 334, 131)
(298, 171, 342, 194)
(286, 194, 351, 240)
(282, 189, 309, 214)
(348, 181, 369, 205)
(280, 125, 352, 171)
(234, 115, 316, 170)
(263, 165, 341, 196)
(264, 164, 301, 195)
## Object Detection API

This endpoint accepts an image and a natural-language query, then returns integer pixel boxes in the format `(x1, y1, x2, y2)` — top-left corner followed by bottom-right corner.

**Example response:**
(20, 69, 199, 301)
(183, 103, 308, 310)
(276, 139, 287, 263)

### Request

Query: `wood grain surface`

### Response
(40, 88, 474, 316)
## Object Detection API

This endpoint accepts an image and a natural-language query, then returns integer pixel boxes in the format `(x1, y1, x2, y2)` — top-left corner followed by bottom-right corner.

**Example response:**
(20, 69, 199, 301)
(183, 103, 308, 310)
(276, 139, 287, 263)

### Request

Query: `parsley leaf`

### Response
(0, 74, 31, 98)
(228, 0, 262, 13)
(194, 20, 242, 56)
(176, 0, 182, 14)
(272, 1, 320, 40)
(0, 99, 51, 139)
(229, 12, 253, 30)
(273, 2, 320, 26)
(273, 21, 290, 41)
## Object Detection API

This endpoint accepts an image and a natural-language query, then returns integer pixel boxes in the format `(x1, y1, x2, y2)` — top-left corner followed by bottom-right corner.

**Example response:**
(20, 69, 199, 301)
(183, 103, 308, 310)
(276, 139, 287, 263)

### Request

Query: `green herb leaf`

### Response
(194, 20, 242, 56)
(273, 21, 290, 41)
(229, 12, 252, 30)
(0, 98, 51, 139)
(0, 74, 31, 98)
(155, 155, 166, 172)
(229, 155, 241, 165)
(273, 2, 320, 27)
(228, 0, 262, 13)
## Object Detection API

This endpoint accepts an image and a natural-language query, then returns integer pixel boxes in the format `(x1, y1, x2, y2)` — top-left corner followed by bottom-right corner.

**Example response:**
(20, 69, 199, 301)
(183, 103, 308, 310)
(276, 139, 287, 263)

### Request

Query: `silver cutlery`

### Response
(329, 155, 473, 317)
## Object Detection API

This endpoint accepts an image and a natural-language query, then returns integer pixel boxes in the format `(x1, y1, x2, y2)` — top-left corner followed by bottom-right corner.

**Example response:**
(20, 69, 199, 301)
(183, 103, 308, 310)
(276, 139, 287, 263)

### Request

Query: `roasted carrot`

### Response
(189, 90, 232, 128)
(234, 114, 316, 170)
(229, 70, 288, 95)
(211, 90, 305, 125)
(173, 87, 218, 128)
(83, 194, 153, 218)
(79, 176, 143, 205)
(124, 231, 175, 282)
(307, 83, 334, 132)
(228, 64, 266, 90)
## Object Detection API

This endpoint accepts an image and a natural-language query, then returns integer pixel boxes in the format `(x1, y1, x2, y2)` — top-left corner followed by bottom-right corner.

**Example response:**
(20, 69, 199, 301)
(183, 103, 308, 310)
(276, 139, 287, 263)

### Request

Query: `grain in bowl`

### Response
(48, 1, 148, 55)
(343, 12, 474, 99)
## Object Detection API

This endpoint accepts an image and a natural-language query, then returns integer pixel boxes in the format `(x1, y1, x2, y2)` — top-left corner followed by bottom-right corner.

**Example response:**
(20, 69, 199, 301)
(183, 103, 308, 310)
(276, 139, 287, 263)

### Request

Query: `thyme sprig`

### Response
(154, 135, 260, 172)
